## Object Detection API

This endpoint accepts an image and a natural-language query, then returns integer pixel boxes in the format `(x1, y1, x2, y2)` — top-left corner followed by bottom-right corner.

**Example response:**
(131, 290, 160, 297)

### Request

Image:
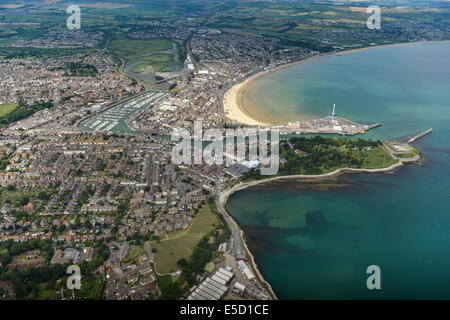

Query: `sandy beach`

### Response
(223, 76, 271, 126)
(223, 40, 450, 126)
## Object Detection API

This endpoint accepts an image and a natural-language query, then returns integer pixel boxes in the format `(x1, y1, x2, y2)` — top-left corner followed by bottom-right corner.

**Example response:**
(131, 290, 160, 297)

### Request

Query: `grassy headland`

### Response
(242, 136, 398, 182)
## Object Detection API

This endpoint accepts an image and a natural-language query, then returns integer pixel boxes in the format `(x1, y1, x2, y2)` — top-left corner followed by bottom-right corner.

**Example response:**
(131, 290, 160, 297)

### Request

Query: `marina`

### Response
(78, 91, 168, 135)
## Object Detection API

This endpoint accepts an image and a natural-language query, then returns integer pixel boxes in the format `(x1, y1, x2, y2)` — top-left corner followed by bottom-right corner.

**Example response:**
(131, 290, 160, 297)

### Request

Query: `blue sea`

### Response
(226, 42, 450, 299)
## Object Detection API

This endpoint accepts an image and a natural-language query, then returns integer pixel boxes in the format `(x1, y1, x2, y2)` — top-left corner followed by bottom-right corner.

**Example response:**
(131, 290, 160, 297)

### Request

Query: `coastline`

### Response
(216, 160, 405, 300)
(218, 41, 441, 299)
(223, 40, 450, 126)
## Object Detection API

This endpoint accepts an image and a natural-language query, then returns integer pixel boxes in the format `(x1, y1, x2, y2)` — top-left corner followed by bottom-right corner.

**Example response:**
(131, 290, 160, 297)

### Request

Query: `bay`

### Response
(226, 42, 450, 299)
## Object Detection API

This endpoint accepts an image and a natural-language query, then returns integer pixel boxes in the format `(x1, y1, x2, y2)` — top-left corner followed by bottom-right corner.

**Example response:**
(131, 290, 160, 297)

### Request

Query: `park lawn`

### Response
(360, 146, 398, 169)
(0, 103, 18, 116)
(149, 205, 219, 274)
(326, 146, 396, 171)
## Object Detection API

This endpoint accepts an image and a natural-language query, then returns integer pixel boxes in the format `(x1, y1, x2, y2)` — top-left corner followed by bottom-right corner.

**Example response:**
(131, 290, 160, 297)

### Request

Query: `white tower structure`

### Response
(331, 104, 336, 118)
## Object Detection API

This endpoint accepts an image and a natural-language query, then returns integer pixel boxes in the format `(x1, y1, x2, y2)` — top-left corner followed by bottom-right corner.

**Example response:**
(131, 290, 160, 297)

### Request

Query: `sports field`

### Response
(0, 103, 18, 116)
(149, 205, 219, 274)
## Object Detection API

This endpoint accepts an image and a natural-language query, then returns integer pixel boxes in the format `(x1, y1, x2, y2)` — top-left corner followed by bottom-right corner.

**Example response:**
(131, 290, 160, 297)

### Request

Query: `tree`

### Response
(177, 258, 188, 268)
(0, 250, 11, 265)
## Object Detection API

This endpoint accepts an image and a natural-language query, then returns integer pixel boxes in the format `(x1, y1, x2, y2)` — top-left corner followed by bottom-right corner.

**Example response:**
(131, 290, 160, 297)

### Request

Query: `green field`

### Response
(129, 53, 173, 73)
(360, 146, 398, 169)
(149, 205, 219, 274)
(129, 60, 152, 73)
(0, 104, 18, 117)
(110, 38, 173, 64)
(110, 37, 176, 76)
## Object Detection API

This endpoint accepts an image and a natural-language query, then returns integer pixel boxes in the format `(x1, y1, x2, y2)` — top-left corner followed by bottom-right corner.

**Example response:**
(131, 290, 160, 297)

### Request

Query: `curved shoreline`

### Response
(223, 40, 450, 126)
(217, 160, 405, 300)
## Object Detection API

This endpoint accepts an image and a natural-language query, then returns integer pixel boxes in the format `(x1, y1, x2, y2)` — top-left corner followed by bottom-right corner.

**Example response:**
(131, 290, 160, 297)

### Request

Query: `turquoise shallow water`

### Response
(226, 42, 450, 299)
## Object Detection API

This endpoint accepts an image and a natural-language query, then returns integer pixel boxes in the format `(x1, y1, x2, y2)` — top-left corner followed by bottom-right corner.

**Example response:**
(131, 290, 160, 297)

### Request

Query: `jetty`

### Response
(408, 128, 433, 143)
(367, 123, 382, 130)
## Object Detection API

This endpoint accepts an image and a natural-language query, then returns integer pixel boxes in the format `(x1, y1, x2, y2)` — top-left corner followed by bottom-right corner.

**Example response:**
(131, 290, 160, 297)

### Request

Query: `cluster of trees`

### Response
(278, 38, 334, 53)
(79, 242, 110, 275)
(0, 152, 11, 171)
(100, 184, 111, 197)
(64, 62, 98, 77)
(0, 239, 110, 299)
(0, 239, 58, 298)
(0, 100, 53, 128)
(1, 262, 67, 298)
(51, 242, 109, 299)
(0, 47, 90, 60)
(0, 239, 53, 266)
(290, 136, 379, 151)
(126, 231, 159, 245)
(243, 136, 381, 180)
(280, 136, 380, 174)
(109, 198, 131, 238)
(178, 224, 229, 286)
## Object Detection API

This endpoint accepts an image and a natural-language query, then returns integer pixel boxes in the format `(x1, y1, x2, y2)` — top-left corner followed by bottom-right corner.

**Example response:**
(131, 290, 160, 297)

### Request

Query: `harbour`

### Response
(78, 91, 168, 135)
